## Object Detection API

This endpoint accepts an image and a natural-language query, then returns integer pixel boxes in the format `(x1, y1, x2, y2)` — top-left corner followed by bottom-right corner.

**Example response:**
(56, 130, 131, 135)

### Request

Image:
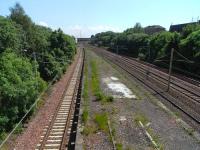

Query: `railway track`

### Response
(35, 49, 84, 150)
(120, 56, 200, 104)
(92, 46, 200, 127)
(124, 55, 200, 87)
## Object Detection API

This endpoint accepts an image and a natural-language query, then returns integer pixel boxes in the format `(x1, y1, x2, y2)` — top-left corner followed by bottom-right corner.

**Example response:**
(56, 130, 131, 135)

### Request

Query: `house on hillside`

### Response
(144, 25, 166, 35)
(169, 21, 200, 32)
(77, 38, 90, 43)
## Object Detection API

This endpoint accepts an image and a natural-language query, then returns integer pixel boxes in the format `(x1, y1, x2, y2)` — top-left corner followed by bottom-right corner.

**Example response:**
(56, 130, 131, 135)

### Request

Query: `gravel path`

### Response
(14, 52, 80, 150)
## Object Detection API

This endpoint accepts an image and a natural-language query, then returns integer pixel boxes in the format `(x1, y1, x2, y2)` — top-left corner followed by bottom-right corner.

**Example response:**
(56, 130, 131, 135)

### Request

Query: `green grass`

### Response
(183, 127, 195, 136)
(90, 59, 114, 103)
(95, 92, 114, 102)
(95, 92, 104, 101)
(90, 60, 100, 94)
(94, 113, 109, 132)
(116, 143, 123, 150)
(82, 124, 98, 136)
(106, 95, 114, 102)
(134, 113, 149, 126)
(82, 109, 89, 124)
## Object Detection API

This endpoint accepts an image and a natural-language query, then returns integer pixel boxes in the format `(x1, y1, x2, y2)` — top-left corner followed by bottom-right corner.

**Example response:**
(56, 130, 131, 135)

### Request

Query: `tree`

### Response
(127, 33, 149, 57)
(38, 52, 63, 81)
(149, 31, 179, 61)
(9, 3, 32, 31)
(124, 23, 144, 34)
(49, 29, 76, 60)
(0, 16, 23, 53)
(26, 24, 50, 54)
(0, 51, 46, 131)
(180, 30, 200, 61)
(181, 24, 200, 38)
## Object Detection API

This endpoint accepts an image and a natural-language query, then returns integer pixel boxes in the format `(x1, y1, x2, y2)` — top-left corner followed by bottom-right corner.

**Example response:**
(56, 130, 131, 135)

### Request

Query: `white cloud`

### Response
(69, 25, 82, 30)
(63, 25, 122, 38)
(35, 23, 122, 38)
(38, 21, 49, 27)
(88, 25, 121, 32)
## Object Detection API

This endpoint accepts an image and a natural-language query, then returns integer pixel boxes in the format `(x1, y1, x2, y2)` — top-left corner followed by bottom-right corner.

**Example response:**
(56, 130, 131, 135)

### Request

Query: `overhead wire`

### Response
(156, 61, 200, 79)
(174, 50, 194, 63)
(152, 49, 200, 79)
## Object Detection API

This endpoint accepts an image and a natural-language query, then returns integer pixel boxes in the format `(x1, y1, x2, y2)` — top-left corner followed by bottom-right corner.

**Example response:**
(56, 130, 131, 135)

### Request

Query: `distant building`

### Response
(77, 38, 90, 42)
(169, 21, 200, 32)
(144, 25, 166, 35)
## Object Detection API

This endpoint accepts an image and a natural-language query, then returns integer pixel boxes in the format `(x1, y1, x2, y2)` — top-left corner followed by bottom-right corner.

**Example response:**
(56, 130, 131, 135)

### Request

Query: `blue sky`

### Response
(0, 0, 199, 37)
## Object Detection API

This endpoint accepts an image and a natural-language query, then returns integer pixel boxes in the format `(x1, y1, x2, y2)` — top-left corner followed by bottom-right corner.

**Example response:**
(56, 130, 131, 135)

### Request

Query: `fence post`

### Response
(167, 48, 174, 91)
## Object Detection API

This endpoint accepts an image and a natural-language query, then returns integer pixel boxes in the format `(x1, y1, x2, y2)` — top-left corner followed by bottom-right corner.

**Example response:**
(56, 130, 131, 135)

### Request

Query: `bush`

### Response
(95, 92, 104, 101)
(106, 95, 114, 102)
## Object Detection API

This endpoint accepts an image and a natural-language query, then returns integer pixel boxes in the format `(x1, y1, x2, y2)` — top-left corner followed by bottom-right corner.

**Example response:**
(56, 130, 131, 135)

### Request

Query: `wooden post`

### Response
(167, 48, 174, 92)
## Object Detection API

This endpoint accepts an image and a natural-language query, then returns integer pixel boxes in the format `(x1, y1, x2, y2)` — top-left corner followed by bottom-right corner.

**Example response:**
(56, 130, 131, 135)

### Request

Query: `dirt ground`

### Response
(78, 47, 200, 150)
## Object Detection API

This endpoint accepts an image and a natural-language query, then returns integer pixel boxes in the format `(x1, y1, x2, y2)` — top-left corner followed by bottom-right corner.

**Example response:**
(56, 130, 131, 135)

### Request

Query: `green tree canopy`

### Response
(180, 30, 200, 59)
(124, 23, 144, 34)
(9, 3, 32, 31)
(0, 16, 23, 53)
(149, 31, 180, 61)
(181, 24, 200, 38)
(0, 51, 46, 131)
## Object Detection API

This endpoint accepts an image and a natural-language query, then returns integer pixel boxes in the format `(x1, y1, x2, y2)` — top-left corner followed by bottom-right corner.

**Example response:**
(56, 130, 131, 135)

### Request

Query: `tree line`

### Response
(90, 23, 200, 78)
(0, 3, 76, 139)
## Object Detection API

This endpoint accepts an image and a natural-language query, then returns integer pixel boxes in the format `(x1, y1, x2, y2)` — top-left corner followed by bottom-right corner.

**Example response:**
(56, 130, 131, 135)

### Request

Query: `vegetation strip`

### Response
(90, 58, 113, 103)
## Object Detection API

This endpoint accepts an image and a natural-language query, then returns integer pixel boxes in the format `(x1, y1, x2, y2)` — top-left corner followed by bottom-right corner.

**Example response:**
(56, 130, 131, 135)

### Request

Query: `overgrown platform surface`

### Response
(78, 45, 200, 150)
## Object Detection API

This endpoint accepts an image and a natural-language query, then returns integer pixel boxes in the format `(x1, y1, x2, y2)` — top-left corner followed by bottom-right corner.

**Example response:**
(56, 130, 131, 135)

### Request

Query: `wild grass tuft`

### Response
(94, 113, 109, 132)
(134, 113, 149, 126)
(82, 124, 97, 136)
(82, 109, 89, 124)
(116, 143, 123, 150)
